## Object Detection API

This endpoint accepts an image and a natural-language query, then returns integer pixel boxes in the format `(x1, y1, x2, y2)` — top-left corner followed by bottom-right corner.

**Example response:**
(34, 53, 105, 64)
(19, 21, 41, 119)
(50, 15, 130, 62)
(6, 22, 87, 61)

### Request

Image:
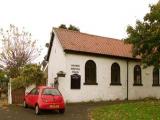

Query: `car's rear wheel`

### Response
(23, 100, 28, 108)
(59, 109, 65, 114)
(35, 105, 41, 115)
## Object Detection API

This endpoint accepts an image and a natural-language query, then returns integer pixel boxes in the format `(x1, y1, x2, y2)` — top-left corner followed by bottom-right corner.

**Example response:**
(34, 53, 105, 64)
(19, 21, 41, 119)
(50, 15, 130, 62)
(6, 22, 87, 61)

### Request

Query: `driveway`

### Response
(0, 102, 109, 120)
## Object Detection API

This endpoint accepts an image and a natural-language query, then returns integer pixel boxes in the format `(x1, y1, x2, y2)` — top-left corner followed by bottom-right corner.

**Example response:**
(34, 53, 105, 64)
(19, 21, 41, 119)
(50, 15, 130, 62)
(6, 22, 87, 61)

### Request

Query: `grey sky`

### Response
(0, 0, 158, 62)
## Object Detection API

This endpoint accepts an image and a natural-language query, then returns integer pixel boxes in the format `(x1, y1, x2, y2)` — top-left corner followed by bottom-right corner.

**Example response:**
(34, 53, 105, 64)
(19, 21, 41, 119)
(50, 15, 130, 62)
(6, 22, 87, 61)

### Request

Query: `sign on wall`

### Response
(71, 64, 80, 74)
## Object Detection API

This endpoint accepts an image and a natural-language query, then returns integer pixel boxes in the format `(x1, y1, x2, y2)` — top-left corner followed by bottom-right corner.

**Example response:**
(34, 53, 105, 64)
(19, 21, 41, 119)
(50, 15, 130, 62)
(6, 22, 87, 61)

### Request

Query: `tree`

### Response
(11, 64, 46, 89)
(58, 24, 80, 31)
(59, 24, 67, 29)
(124, 2, 160, 68)
(68, 24, 80, 31)
(0, 24, 40, 78)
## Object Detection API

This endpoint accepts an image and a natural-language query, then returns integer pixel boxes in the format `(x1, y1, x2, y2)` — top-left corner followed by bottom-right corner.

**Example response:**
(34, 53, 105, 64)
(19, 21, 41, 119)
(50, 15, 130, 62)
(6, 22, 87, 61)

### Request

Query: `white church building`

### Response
(46, 28, 160, 103)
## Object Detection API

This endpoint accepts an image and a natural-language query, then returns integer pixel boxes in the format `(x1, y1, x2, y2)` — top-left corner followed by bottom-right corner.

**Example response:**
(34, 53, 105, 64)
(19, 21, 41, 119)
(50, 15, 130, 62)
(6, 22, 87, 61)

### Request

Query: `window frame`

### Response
(29, 88, 39, 95)
(84, 60, 98, 85)
(133, 65, 142, 86)
(110, 62, 121, 86)
(42, 88, 61, 95)
(152, 68, 160, 86)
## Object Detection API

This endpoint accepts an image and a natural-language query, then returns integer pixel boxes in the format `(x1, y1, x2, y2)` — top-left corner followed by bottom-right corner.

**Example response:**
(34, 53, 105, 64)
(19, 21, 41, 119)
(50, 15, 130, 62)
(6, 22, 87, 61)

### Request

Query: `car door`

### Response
(31, 88, 39, 107)
(25, 92, 31, 106)
(27, 88, 37, 107)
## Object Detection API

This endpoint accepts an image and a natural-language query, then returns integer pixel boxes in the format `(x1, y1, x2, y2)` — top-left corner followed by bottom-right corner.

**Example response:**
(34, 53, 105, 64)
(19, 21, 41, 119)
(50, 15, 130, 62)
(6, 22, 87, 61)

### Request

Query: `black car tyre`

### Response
(59, 109, 65, 114)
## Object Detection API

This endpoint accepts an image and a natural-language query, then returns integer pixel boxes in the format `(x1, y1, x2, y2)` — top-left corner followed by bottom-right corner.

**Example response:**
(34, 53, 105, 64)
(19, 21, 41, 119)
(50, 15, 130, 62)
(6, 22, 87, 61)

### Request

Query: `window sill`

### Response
(71, 88, 81, 89)
(110, 83, 122, 86)
(83, 83, 98, 85)
(152, 84, 160, 87)
(133, 84, 143, 86)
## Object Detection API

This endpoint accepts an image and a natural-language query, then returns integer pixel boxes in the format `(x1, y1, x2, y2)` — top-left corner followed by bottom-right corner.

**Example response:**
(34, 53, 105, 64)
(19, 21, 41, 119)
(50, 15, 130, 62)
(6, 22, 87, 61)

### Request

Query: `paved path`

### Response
(0, 102, 109, 120)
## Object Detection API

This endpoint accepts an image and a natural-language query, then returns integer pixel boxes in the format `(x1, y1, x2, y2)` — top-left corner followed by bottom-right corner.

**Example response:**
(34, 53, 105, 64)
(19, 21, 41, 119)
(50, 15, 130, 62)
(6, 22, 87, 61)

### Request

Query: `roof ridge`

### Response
(53, 27, 124, 43)
(45, 27, 138, 61)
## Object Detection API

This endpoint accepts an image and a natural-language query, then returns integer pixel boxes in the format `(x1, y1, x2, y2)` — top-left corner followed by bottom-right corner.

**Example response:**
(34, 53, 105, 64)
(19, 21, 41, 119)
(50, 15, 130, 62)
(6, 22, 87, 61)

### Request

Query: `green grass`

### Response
(91, 100, 160, 120)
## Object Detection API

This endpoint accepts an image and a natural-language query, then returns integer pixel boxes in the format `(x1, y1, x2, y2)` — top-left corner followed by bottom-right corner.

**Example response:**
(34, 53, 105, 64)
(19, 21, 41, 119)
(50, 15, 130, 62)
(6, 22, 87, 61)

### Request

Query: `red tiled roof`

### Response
(53, 28, 139, 60)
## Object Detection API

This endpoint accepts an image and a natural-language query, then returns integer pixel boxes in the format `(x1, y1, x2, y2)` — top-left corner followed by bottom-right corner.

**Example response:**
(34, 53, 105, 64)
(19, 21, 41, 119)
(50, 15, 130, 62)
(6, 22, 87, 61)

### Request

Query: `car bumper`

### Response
(39, 102, 65, 110)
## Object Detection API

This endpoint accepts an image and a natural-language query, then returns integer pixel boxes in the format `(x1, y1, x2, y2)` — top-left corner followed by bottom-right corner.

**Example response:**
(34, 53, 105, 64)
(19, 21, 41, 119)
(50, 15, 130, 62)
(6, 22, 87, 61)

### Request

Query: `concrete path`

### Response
(0, 102, 109, 120)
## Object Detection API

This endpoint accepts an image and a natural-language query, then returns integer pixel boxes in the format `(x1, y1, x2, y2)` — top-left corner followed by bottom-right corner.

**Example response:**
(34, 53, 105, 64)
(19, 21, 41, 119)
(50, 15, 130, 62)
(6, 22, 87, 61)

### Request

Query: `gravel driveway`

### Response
(0, 102, 108, 120)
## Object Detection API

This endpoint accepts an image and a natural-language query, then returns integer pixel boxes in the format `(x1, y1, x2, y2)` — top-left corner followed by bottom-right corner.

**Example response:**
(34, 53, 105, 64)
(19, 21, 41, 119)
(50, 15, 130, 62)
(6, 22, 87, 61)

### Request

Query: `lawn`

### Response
(91, 100, 160, 120)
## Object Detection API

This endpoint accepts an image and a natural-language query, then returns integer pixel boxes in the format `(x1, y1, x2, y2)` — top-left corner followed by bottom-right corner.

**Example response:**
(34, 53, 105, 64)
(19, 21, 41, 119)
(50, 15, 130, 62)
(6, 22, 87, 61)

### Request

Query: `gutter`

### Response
(126, 60, 129, 100)
(64, 49, 141, 61)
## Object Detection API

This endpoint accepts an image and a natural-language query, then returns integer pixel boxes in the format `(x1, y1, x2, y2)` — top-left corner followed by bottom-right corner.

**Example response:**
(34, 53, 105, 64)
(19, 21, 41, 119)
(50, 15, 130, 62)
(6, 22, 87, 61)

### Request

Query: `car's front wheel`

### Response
(23, 100, 28, 108)
(35, 105, 41, 115)
(59, 109, 65, 114)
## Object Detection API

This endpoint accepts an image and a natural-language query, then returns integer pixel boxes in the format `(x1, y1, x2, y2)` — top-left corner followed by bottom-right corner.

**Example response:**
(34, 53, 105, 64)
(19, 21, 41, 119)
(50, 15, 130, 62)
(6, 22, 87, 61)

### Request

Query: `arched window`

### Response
(84, 60, 97, 85)
(153, 68, 159, 86)
(134, 65, 142, 85)
(111, 63, 121, 85)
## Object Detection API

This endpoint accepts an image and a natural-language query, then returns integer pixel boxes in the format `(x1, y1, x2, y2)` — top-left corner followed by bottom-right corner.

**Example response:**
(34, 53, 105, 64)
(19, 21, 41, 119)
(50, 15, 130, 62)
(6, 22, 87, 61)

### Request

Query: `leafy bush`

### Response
(11, 64, 46, 90)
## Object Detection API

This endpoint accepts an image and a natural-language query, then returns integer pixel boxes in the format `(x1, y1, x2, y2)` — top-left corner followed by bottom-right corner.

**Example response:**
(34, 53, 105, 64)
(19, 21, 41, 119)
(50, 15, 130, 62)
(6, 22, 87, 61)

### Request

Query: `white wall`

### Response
(128, 63, 160, 100)
(60, 54, 128, 103)
(47, 31, 66, 88)
(57, 54, 160, 103)
(47, 31, 69, 102)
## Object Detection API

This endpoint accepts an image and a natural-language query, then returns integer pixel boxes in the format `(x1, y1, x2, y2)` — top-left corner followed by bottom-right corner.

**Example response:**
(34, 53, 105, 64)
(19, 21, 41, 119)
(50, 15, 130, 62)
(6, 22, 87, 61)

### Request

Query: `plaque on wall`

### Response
(71, 74, 81, 89)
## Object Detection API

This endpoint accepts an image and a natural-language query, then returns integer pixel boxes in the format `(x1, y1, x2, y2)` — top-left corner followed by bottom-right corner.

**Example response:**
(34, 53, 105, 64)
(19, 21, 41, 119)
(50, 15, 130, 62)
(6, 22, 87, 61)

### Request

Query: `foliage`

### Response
(41, 59, 47, 70)
(0, 70, 9, 93)
(58, 24, 80, 31)
(45, 43, 50, 48)
(11, 64, 46, 90)
(11, 76, 24, 89)
(0, 70, 7, 82)
(124, 2, 160, 68)
(68, 25, 80, 31)
(59, 24, 67, 29)
(0, 24, 41, 78)
(91, 100, 160, 120)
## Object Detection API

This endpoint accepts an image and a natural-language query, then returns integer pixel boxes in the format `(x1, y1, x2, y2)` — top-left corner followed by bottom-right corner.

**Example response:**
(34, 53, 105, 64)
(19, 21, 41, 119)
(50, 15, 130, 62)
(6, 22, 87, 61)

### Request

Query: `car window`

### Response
(35, 88, 39, 95)
(30, 88, 36, 95)
(29, 88, 39, 95)
(42, 88, 61, 96)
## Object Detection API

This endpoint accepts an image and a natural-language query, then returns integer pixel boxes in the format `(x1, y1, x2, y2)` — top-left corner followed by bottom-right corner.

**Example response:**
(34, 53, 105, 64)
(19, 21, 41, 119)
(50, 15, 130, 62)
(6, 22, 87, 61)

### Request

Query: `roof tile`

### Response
(54, 28, 138, 59)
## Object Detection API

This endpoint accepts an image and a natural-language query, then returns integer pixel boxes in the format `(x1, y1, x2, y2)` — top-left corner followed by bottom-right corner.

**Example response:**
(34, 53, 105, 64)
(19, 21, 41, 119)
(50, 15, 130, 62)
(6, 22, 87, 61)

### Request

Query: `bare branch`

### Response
(0, 24, 41, 78)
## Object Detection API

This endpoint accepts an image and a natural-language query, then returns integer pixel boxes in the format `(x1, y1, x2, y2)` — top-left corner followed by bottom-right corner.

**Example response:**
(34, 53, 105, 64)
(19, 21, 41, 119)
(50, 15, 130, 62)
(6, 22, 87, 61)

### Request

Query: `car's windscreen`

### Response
(42, 88, 61, 96)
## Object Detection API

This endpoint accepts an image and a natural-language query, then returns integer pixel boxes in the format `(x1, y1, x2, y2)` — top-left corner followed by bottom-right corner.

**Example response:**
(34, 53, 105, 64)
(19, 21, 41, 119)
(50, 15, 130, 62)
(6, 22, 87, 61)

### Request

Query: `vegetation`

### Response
(124, 2, 160, 68)
(0, 24, 45, 90)
(11, 64, 46, 90)
(91, 100, 160, 120)
(0, 24, 41, 78)
(0, 70, 7, 82)
(0, 70, 9, 92)
(59, 24, 67, 29)
(59, 24, 80, 31)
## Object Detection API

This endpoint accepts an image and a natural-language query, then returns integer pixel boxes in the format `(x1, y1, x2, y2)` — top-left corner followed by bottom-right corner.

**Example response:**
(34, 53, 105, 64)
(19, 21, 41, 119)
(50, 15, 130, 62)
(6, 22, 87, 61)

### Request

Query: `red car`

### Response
(24, 86, 65, 115)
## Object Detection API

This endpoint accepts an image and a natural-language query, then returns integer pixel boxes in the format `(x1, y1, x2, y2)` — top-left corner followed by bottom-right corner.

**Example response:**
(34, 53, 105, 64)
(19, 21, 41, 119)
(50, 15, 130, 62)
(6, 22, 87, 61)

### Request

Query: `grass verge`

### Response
(91, 100, 160, 120)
